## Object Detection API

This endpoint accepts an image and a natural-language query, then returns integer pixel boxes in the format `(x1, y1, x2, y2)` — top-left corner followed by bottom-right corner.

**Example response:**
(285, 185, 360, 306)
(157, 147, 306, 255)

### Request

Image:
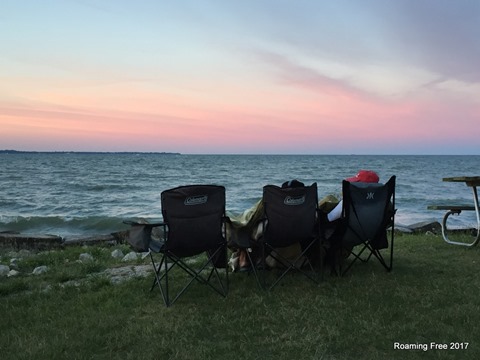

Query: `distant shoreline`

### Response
(0, 150, 181, 155)
(1, 150, 479, 156)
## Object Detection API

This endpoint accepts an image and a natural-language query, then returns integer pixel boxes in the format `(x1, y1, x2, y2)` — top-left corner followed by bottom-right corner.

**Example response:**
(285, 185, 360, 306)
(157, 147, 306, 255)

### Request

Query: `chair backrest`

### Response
(341, 176, 395, 249)
(161, 185, 226, 257)
(263, 183, 318, 247)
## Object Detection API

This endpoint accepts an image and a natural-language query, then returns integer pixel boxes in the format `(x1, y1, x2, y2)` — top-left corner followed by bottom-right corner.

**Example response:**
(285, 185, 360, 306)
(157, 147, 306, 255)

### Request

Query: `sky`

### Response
(1, 0, 479, 155)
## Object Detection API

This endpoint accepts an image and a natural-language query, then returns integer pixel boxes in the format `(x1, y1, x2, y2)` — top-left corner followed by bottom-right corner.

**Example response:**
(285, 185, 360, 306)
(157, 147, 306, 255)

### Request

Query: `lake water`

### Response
(1, 153, 479, 236)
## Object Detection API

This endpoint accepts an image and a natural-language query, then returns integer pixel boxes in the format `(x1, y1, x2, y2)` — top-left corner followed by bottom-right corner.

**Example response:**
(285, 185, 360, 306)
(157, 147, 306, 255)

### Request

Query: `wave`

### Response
(2, 154, 479, 236)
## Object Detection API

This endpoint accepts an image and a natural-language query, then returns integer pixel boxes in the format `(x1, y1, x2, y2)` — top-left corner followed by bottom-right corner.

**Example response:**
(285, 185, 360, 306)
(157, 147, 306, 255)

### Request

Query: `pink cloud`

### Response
(1, 47, 479, 155)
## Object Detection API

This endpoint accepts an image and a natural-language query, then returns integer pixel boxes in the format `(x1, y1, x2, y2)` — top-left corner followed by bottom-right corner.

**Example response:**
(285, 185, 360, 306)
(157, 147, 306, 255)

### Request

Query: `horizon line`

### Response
(1, 150, 479, 156)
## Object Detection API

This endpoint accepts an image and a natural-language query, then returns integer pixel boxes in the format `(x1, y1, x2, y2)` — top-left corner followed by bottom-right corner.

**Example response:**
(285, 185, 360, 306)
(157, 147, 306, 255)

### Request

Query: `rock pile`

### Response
(0, 220, 454, 287)
(0, 247, 155, 286)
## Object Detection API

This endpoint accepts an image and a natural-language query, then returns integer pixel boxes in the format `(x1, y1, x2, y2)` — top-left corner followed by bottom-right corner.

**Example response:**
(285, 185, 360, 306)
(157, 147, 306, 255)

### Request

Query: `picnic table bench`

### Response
(427, 205, 475, 212)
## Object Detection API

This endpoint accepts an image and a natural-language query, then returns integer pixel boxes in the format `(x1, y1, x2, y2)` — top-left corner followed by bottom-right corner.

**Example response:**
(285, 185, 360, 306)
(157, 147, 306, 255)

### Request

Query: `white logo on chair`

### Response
(284, 195, 305, 205)
(184, 195, 208, 205)
(366, 192, 375, 200)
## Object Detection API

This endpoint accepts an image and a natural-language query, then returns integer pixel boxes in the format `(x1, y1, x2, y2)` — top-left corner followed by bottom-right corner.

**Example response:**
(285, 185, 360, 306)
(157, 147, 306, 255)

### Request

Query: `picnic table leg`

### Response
(472, 186, 480, 245)
(441, 186, 480, 247)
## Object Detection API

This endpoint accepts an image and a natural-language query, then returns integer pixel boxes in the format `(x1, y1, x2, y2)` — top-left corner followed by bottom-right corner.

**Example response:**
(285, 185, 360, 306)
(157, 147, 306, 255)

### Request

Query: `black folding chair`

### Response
(137, 185, 229, 306)
(259, 183, 322, 289)
(337, 176, 396, 275)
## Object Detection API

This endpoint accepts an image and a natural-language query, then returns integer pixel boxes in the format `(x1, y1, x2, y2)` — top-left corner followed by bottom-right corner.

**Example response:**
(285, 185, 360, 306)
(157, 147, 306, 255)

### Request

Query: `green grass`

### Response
(1, 234, 479, 359)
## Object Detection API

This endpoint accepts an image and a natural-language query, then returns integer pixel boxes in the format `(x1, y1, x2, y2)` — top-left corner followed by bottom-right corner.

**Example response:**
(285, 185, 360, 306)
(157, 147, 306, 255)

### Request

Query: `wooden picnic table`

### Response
(427, 176, 480, 247)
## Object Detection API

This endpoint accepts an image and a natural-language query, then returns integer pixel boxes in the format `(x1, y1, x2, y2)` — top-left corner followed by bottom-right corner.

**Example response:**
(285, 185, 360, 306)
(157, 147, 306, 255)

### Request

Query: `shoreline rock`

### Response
(0, 232, 63, 250)
(63, 234, 118, 247)
(402, 221, 442, 233)
(2, 221, 475, 251)
(0, 230, 129, 250)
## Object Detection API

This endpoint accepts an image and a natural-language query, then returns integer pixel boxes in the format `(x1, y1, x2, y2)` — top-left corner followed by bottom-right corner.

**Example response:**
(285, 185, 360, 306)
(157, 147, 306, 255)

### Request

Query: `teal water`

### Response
(1, 153, 479, 236)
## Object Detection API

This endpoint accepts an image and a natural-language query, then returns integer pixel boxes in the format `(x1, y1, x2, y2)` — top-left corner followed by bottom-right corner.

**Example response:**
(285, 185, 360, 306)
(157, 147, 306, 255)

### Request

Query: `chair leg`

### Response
(149, 252, 171, 306)
(370, 248, 392, 272)
(243, 248, 263, 289)
(204, 248, 229, 296)
(263, 241, 320, 290)
(341, 242, 393, 275)
(153, 248, 230, 306)
(341, 244, 369, 276)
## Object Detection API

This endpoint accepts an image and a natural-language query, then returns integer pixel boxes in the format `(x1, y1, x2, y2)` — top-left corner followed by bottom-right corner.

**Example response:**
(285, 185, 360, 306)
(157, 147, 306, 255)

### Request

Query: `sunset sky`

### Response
(1, 0, 479, 154)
